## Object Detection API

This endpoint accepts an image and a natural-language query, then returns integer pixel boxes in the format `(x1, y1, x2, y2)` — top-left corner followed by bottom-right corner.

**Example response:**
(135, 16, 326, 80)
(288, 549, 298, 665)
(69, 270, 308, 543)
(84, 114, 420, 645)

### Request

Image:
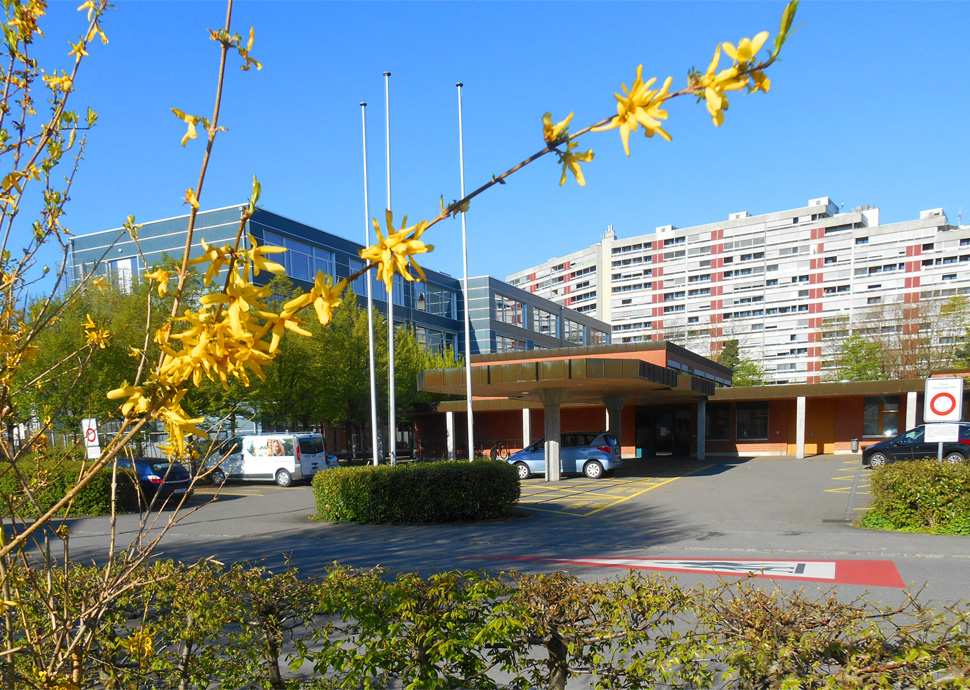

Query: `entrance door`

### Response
(636, 406, 691, 457)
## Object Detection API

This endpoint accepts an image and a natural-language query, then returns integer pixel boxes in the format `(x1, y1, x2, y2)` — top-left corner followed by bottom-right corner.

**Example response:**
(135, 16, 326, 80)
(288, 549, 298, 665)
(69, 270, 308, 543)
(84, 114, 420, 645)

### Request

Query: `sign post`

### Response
(924, 378, 964, 461)
(81, 418, 100, 460)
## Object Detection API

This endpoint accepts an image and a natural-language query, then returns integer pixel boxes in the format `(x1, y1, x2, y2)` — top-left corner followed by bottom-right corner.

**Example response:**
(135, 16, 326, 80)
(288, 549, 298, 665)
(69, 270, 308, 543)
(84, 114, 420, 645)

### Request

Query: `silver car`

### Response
(508, 432, 622, 479)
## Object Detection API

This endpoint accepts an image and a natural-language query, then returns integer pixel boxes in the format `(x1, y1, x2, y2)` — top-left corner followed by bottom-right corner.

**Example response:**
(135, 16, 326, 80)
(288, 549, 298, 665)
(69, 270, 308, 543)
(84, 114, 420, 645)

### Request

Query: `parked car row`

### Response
(862, 423, 970, 467)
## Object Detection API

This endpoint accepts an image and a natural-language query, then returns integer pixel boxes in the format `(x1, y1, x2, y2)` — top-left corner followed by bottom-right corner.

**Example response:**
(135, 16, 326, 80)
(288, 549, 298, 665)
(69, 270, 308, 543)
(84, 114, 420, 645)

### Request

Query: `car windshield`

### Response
(299, 437, 324, 454)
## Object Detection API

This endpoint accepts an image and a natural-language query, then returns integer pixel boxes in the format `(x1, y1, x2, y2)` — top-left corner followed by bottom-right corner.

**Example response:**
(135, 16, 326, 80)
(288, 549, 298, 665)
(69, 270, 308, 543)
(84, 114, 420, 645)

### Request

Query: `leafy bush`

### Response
(10, 560, 970, 689)
(0, 458, 139, 517)
(313, 460, 520, 524)
(864, 460, 970, 533)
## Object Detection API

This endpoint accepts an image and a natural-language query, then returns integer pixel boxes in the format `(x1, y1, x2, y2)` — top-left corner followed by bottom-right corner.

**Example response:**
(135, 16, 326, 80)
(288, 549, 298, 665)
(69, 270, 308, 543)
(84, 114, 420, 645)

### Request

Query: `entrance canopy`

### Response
(419, 345, 723, 480)
(418, 356, 714, 406)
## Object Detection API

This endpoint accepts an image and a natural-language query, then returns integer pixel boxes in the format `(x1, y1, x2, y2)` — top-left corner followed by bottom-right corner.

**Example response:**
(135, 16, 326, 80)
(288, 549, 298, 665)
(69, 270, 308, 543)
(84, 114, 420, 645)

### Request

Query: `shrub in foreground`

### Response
(313, 459, 520, 524)
(11, 560, 970, 689)
(863, 459, 970, 534)
(0, 458, 139, 517)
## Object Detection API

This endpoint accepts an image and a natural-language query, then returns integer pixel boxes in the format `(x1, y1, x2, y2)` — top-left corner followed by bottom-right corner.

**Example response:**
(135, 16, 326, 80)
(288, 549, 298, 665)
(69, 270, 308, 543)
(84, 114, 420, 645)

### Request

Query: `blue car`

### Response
(508, 432, 622, 479)
(117, 458, 193, 505)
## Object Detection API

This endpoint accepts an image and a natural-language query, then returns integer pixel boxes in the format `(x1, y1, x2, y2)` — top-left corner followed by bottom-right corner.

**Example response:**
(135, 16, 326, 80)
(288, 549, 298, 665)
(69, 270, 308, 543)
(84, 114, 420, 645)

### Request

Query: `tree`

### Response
(732, 359, 767, 387)
(715, 339, 741, 370)
(832, 334, 885, 382)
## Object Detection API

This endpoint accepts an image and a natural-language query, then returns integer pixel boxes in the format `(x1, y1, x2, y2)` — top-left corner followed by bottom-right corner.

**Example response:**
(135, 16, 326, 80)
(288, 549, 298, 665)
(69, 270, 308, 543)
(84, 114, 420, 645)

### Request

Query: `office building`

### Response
(68, 206, 610, 357)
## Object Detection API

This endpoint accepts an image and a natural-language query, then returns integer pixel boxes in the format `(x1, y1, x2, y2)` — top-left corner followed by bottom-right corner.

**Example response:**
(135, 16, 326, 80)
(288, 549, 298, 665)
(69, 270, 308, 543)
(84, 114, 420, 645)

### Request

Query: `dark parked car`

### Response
(862, 423, 970, 467)
(117, 458, 193, 504)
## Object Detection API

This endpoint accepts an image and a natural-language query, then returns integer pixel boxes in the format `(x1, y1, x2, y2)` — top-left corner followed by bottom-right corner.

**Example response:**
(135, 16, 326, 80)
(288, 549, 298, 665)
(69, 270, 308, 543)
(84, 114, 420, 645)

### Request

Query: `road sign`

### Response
(925, 423, 959, 443)
(81, 418, 100, 459)
(924, 378, 964, 423)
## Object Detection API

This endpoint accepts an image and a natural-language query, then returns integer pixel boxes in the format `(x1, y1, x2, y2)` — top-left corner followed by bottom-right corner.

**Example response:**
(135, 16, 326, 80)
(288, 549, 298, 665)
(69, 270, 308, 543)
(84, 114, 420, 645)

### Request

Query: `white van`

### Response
(207, 433, 333, 487)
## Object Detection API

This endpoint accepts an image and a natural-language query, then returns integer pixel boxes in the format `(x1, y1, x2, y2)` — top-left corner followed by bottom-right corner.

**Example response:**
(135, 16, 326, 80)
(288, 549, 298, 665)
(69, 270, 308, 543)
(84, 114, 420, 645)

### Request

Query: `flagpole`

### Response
(361, 102, 380, 467)
(457, 82, 475, 461)
(384, 71, 397, 467)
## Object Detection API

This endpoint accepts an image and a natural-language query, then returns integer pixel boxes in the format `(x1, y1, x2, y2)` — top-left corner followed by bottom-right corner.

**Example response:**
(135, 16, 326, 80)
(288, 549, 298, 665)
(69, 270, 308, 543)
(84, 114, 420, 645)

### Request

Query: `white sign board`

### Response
(924, 378, 964, 423)
(81, 418, 100, 460)
(924, 423, 959, 443)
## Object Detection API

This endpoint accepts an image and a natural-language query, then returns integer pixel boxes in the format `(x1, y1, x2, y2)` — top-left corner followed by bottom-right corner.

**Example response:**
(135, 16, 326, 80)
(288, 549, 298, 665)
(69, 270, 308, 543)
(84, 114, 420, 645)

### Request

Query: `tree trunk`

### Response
(546, 635, 569, 690)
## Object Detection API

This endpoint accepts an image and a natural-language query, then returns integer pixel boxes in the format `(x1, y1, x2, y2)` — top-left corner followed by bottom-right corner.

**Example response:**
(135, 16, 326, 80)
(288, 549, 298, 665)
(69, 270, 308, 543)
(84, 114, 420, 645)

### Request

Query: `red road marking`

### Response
(465, 556, 905, 588)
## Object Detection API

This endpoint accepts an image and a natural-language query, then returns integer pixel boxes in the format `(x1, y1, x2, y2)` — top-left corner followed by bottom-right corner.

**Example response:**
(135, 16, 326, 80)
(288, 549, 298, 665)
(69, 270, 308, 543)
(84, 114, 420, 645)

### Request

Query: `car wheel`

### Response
(514, 462, 531, 480)
(275, 469, 293, 487)
(583, 460, 604, 479)
(944, 452, 965, 464)
(867, 452, 888, 468)
(211, 468, 227, 486)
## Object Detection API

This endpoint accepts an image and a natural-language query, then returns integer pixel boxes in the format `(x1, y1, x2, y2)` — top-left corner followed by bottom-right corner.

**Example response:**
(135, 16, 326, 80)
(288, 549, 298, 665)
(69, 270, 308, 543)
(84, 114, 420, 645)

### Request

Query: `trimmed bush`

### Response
(313, 459, 520, 524)
(863, 459, 970, 534)
(0, 458, 140, 516)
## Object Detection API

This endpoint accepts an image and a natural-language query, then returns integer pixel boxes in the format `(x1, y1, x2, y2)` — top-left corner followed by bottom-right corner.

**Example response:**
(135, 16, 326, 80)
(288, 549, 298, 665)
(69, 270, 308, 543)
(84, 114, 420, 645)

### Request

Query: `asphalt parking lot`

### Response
(61, 454, 968, 608)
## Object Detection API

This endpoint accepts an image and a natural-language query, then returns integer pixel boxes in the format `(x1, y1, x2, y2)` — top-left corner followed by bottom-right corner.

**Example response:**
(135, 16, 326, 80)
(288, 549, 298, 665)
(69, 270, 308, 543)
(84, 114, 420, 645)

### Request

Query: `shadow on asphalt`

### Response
(615, 455, 755, 478)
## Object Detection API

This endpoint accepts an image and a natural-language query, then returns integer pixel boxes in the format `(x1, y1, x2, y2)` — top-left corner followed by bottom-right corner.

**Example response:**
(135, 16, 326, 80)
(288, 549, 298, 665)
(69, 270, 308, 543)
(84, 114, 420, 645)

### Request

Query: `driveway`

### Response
(60, 455, 970, 608)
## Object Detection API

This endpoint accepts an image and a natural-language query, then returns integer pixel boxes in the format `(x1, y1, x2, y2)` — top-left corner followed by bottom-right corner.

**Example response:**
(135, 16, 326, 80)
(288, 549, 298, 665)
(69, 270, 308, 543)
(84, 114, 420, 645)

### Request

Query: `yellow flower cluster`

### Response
(82, 314, 109, 349)
(594, 66, 673, 155)
(107, 235, 346, 460)
(360, 210, 433, 293)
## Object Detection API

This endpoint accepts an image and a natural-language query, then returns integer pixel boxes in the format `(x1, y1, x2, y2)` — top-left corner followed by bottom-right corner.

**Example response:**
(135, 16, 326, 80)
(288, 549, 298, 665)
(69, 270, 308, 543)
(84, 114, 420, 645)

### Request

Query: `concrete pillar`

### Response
(906, 390, 918, 431)
(795, 396, 806, 459)
(602, 394, 627, 458)
(536, 388, 565, 482)
(696, 398, 706, 461)
(522, 408, 531, 449)
(446, 410, 456, 460)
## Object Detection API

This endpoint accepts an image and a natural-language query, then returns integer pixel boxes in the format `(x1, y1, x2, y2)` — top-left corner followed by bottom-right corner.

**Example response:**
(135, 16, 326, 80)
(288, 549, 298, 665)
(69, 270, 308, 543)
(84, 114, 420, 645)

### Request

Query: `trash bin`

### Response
(850, 438, 859, 453)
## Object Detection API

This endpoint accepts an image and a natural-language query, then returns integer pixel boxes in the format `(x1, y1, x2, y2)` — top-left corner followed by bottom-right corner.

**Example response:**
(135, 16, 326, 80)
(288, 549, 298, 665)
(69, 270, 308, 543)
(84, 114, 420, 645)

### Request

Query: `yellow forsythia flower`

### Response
(360, 210, 433, 293)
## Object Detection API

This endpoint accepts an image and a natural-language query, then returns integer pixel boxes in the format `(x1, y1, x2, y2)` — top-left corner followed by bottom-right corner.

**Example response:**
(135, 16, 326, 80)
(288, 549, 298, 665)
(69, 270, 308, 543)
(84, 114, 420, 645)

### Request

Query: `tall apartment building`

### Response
(506, 197, 970, 385)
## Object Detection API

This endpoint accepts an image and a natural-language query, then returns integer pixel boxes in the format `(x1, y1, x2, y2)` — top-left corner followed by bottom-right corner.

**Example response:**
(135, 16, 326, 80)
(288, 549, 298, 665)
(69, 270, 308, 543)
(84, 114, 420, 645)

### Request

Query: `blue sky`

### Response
(27, 1, 970, 290)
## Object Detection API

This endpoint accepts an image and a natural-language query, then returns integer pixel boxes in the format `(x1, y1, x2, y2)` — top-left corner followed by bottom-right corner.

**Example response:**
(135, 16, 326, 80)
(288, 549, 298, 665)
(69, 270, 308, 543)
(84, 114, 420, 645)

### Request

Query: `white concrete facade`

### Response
(507, 198, 969, 384)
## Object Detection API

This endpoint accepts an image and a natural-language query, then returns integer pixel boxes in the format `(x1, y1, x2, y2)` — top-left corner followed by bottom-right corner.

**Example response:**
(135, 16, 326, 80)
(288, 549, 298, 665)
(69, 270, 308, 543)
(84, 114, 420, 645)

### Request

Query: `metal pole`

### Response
(384, 71, 397, 467)
(457, 82, 475, 461)
(361, 102, 380, 466)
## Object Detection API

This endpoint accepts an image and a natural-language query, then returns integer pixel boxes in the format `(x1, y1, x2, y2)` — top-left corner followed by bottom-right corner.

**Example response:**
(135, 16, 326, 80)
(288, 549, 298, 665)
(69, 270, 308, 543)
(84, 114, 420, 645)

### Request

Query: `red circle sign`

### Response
(930, 392, 957, 417)
(85, 427, 97, 443)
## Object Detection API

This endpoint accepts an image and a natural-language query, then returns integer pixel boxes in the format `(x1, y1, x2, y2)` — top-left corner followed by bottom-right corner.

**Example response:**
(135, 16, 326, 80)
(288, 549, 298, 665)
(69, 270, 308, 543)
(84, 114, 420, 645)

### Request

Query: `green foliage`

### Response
(731, 358, 766, 387)
(834, 333, 885, 381)
(312, 460, 520, 524)
(7, 560, 970, 689)
(0, 456, 139, 517)
(715, 339, 740, 370)
(864, 460, 970, 533)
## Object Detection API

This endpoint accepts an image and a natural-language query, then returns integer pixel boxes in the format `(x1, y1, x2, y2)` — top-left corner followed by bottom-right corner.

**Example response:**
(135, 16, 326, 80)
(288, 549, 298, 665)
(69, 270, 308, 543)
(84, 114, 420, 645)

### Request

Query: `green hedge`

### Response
(11, 560, 970, 689)
(0, 459, 140, 516)
(313, 459, 520, 524)
(862, 459, 970, 534)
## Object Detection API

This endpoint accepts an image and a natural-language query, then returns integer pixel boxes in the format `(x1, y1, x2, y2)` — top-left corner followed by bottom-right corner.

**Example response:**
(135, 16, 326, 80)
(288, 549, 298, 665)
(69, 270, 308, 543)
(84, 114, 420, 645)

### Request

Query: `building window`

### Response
(564, 319, 584, 345)
(264, 232, 334, 283)
(494, 294, 524, 327)
(349, 258, 368, 296)
(706, 403, 731, 440)
(855, 237, 869, 245)
(533, 307, 558, 336)
(109, 257, 135, 294)
(736, 402, 769, 440)
(864, 396, 899, 437)
(495, 335, 527, 352)
(588, 328, 609, 346)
